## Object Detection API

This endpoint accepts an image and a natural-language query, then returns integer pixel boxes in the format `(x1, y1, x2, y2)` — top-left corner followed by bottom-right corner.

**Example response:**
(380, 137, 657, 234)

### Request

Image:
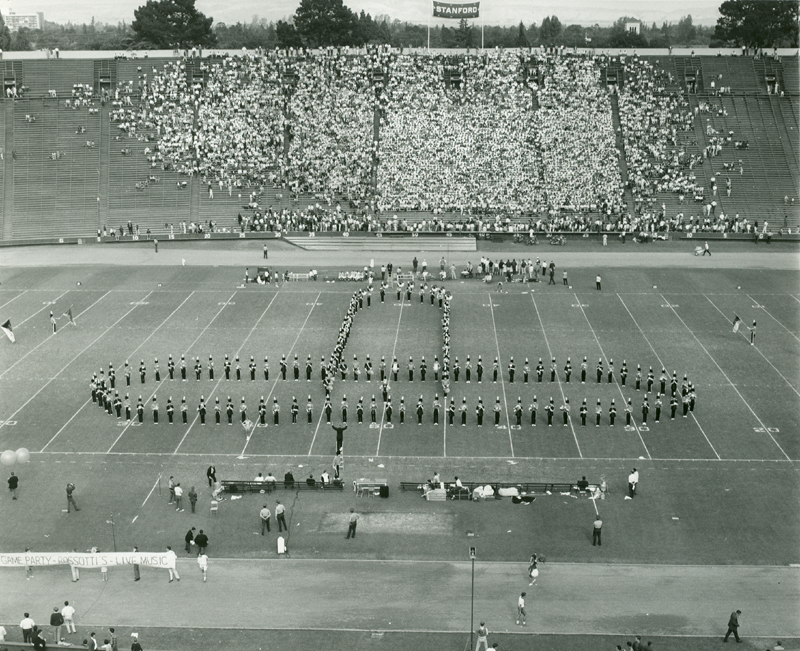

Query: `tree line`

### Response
(0, 0, 795, 52)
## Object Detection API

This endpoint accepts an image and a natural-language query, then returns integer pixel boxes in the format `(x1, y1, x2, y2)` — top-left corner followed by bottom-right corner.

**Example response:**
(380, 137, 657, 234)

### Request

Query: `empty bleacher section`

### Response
(0, 51, 796, 242)
(11, 98, 100, 239)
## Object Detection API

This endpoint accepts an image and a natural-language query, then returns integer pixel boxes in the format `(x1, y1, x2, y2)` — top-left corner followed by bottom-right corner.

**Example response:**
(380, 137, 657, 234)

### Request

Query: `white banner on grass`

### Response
(0, 552, 175, 569)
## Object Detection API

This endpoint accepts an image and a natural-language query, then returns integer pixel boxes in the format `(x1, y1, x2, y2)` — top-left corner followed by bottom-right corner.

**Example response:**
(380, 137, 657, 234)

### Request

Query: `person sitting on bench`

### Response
(306, 474, 316, 487)
(577, 476, 589, 492)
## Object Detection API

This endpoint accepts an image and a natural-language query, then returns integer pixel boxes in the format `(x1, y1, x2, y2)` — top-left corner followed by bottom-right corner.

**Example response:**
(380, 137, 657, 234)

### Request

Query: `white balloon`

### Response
(15, 448, 30, 464)
(0, 450, 17, 466)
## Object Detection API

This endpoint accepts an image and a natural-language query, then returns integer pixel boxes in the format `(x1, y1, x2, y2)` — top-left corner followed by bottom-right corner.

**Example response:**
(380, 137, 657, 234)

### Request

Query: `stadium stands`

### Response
(0, 51, 796, 242)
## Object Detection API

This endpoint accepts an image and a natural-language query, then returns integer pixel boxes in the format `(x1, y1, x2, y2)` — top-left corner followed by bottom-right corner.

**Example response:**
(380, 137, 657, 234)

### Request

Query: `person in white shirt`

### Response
(20, 613, 35, 643)
(197, 553, 208, 582)
(320, 470, 330, 484)
(61, 601, 76, 633)
(173, 484, 184, 511)
(628, 468, 639, 497)
(165, 546, 180, 582)
(265, 473, 277, 484)
(516, 592, 527, 625)
(254, 473, 266, 483)
(0, 624, 7, 641)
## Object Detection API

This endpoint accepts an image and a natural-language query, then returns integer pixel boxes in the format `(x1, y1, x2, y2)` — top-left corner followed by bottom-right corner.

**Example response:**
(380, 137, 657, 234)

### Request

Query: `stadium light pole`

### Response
(469, 546, 476, 650)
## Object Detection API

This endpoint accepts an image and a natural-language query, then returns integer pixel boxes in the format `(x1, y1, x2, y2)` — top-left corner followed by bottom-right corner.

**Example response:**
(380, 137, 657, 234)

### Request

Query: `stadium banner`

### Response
(433, 1, 480, 18)
(0, 551, 175, 569)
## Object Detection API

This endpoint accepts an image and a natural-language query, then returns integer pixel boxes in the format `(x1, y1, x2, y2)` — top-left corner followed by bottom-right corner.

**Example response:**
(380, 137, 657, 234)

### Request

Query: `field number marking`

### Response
(218, 301, 235, 306)
(753, 427, 779, 433)
(0, 420, 17, 427)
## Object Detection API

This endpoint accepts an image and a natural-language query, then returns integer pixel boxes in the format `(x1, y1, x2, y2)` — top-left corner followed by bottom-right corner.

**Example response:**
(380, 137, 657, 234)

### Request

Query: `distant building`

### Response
(625, 21, 641, 35)
(2, 11, 44, 32)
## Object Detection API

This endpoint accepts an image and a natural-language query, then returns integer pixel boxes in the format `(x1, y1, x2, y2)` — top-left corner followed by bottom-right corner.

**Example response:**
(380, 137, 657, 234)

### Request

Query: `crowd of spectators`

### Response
(101, 49, 792, 235)
(287, 50, 376, 205)
(535, 55, 624, 213)
(377, 50, 544, 214)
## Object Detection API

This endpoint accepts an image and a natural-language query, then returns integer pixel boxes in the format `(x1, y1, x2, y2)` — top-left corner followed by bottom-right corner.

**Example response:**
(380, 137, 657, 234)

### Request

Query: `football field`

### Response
(0, 241, 798, 650)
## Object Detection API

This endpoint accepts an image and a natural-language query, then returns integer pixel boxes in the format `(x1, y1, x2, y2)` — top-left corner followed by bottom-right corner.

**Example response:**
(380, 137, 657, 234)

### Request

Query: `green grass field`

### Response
(0, 241, 798, 650)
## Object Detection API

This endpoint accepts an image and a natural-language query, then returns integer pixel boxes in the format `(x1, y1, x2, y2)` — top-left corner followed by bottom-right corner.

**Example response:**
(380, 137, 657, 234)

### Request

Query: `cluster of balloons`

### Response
(1, 448, 30, 465)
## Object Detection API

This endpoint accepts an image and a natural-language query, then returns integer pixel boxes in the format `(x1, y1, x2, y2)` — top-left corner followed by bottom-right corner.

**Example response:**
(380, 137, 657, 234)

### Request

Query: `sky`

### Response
(2, 0, 724, 28)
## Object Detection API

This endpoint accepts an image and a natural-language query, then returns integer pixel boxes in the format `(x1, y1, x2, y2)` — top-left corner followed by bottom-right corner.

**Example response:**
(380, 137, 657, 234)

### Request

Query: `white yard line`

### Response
(705, 295, 800, 400)
(573, 293, 651, 459)
(745, 293, 800, 344)
(662, 294, 790, 461)
(106, 291, 239, 454)
(375, 294, 405, 457)
(0, 289, 28, 310)
(488, 294, 514, 457)
(41, 292, 196, 452)
(237, 293, 321, 458)
(616, 294, 720, 460)
(530, 294, 583, 458)
(6, 292, 147, 441)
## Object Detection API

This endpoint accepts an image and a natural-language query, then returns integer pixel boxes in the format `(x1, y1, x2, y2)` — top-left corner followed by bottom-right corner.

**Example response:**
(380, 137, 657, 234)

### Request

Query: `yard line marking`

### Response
(107, 291, 240, 454)
(39, 399, 92, 452)
(141, 474, 162, 508)
(530, 294, 583, 458)
(41, 292, 197, 452)
(616, 294, 720, 460)
(0, 289, 27, 310)
(704, 295, 800, 399)
(13, 290, 70, 328)
(237, 293, 320, 458)
(376, 294, 405, 457)
(662, 294, 790, 460)
(488, 294, 514, 457)
(306, 402, 329, 457)
(0, 291, 106, 379)
(1, 291, 148, 430)
(745, 293, 800, 344)
(35, 450, 795, 462)
(573, 293, 651, 460)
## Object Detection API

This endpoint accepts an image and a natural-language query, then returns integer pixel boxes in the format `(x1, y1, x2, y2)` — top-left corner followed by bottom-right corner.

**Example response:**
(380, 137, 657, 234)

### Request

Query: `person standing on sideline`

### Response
(596, 274, 602, 290)
(184, 527, 196, 553)
(132, 546, 140, 581)
(628, 468, 639, 498)
(165, 546, 180, 582)
(61, 601, 76, 634)
(276, 500, 287, 531)
(702, 240, 711, 255)
(206, 465, 217, 487)
(346, 508, 359, 539)
(723, 609, 742, 642)
(20, 615, 35, 644)
(260, 504, 271, 534)
(188, 486, 197, 513)
(194, 530, 209, 555)
(475, 622, 489, 651)
(516, 592, 527, 625)
(197, 552, 208, 582)
(592, 516, 603, 546)
(8, 471, 18, 499)
(66, 482, 80, 512)
(50, 606, 65, 643)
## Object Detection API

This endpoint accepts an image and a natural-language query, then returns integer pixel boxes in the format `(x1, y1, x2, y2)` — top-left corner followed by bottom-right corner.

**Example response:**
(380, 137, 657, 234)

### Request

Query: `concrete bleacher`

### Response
(11, 98, 100, 239)
(706, 94, 799, 225)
